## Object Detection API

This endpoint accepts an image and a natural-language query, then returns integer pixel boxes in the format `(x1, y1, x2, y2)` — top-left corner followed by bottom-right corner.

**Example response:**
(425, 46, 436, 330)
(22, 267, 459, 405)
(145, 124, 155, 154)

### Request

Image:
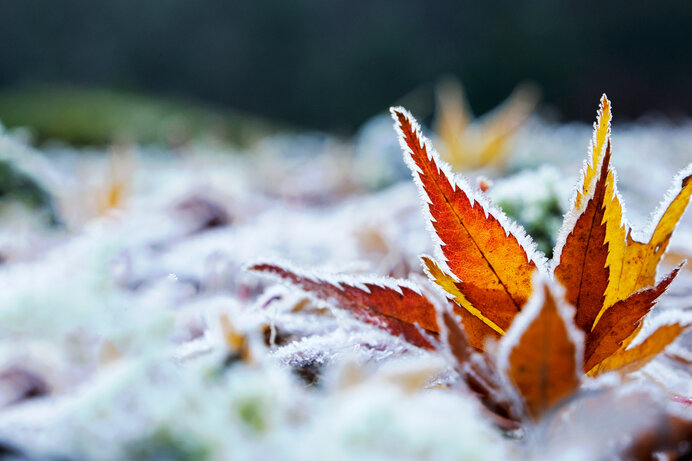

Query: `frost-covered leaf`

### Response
(553, 141, 612, 334)
(550, 95, 691, 374)
(421, 255, 501, 349)
(499, 278, 582, 420)
(392, 107, 540, 334)
(248, 261, 440, 349)
(574, 95, 612, 210)
(619, 169, 692, 297)
(591, 320, 689, 375)
(584, 265, 682, 373)
(392, 97, 691, 379)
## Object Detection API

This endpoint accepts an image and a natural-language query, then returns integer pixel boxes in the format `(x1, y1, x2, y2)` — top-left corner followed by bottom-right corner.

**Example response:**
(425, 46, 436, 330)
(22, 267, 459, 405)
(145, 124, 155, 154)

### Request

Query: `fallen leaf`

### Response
(248, 262, 439, 349)
(249, 95, 691, 411)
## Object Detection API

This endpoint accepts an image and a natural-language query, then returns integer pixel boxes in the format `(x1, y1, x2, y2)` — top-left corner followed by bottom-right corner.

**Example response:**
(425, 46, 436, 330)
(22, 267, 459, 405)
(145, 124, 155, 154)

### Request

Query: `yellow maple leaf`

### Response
(434, 78, 538, 170)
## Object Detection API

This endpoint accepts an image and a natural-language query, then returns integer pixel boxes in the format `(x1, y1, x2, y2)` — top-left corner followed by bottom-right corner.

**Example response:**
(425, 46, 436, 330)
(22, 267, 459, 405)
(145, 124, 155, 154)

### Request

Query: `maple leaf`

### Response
(247, 262, 440, 349)
(434, 78, 538, 170)
(392, 107, 543, 336)
(250, 95, 690, 414)
(498, 277, 582, 420)
(396, 96, 689, 378)
(548, 95, 691, 375)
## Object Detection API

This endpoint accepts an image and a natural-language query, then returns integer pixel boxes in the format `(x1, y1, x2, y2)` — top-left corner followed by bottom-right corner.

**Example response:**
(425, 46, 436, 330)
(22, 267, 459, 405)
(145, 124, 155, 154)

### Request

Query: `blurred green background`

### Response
(0, 0, 690, 142)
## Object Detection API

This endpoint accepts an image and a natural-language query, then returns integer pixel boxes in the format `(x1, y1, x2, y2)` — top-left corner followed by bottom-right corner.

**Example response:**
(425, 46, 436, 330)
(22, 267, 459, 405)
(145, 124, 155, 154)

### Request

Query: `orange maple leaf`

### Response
(392, 107, 542, 335)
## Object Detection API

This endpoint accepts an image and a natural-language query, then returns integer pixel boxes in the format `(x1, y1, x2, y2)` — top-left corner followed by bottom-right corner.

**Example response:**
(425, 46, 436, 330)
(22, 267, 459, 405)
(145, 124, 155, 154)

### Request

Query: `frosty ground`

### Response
(0, 113, 690, 460)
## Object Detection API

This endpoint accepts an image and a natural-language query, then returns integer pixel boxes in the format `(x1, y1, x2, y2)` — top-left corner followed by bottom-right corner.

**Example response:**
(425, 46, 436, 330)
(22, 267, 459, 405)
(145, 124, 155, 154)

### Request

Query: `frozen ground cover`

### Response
(0, 110, 689, 460)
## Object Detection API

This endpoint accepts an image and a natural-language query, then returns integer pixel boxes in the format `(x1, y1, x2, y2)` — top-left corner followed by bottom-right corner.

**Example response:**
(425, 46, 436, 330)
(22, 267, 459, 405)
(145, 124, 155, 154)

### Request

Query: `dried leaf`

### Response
(249, 262, 439, 349)
(500, 279, 582, 420)
(392, 107, 538, 333)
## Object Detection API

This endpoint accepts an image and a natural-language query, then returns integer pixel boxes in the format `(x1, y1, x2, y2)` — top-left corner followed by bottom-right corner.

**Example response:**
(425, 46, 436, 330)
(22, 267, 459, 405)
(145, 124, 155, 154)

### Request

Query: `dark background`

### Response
(0, 0, 690, 132)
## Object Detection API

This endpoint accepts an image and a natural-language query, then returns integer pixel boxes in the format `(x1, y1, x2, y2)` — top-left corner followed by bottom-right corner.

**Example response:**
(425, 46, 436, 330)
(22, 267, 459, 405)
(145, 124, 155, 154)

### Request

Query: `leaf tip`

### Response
(389, 106, 409, 125)
(600, 93, 611, 112)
